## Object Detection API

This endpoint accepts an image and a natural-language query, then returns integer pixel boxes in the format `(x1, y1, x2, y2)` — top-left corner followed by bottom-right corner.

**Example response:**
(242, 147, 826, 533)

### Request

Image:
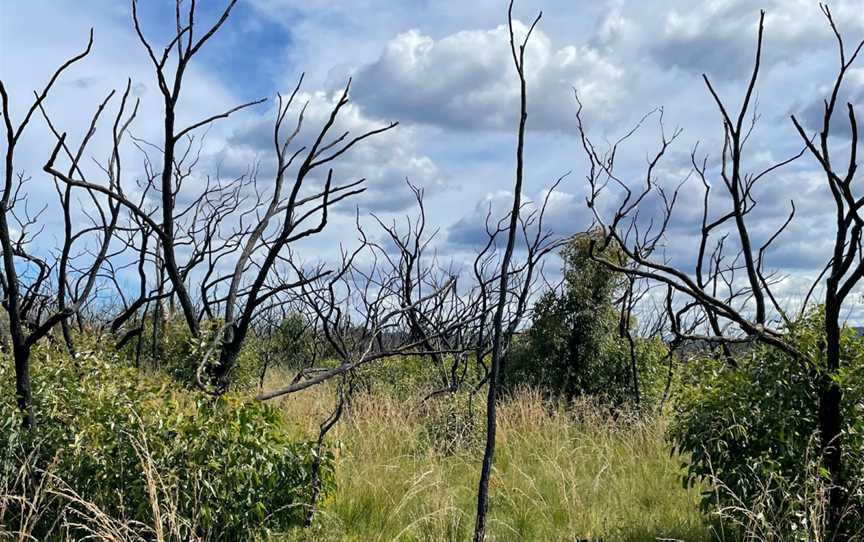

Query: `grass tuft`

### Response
(273, 381, 714, 542)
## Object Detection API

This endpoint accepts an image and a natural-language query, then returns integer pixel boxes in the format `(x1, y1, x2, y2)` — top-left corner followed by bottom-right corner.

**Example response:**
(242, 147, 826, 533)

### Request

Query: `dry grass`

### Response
(268, 376, 715, 542)
(9, 368, 838, 541)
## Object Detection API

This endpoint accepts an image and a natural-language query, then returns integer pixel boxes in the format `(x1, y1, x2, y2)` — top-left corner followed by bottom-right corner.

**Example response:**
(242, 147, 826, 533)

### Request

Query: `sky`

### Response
(1, 0, 863, 319)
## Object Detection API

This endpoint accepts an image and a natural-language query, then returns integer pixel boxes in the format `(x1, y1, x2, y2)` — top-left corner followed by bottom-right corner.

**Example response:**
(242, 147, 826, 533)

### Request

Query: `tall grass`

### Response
(6, 363, 845, 541)
(271, 382, 714, 542)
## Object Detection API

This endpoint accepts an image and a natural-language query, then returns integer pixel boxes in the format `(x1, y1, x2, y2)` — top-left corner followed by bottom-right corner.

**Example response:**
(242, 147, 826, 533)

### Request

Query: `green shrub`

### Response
(134, 317, 263, 391)
(259, 314, 319, 372)
(503, 235, 666, 407)
(0, 346, 333, 540)
(0, 310, 9, 352)
(360, 355, 449, 397)
(669, 309, 864, 539)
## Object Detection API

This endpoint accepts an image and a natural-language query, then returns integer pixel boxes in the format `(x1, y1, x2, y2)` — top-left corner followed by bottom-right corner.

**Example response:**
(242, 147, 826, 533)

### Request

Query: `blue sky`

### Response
(1, 0, 863, 317)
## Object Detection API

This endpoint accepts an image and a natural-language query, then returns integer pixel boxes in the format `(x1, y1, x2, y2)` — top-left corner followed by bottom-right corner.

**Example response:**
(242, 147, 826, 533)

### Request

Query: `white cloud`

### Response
(446, 188, 587, 249)
(3, 0, 863, 302)
(350, 21, 624, 132)
(597, 0, 864, 81)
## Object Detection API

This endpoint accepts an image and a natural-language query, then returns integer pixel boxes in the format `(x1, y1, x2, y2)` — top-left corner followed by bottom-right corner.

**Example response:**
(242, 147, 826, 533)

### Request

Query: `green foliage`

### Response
(0, 346, 333, 540)
(669, 309, 864, 538)
(262, 314, 318, 371)
(130, 316, 264, 391)
(624, 336, 670, 407)
(360, 355, 435, 397)
(161, 312, 322, 390)
(504, 235, 662, 406)
(359, 354, 484, 400)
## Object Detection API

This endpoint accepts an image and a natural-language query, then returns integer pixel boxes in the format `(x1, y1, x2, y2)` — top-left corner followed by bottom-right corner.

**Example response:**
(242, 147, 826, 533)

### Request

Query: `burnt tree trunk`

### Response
(12, 339, 34, 429)
(821, 299, 845, 536)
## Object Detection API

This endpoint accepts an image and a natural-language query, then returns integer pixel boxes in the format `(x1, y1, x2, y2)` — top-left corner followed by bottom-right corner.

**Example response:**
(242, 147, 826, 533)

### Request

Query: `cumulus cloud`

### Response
(594, 0, 864, 81)
(4, 0, 863, 293)
(350, 22, 624, 132)
(240, 0, 864, 282)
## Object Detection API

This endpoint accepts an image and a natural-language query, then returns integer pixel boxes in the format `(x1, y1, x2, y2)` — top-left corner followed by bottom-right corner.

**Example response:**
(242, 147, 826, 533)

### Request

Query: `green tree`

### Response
(504, 234, 636, 404)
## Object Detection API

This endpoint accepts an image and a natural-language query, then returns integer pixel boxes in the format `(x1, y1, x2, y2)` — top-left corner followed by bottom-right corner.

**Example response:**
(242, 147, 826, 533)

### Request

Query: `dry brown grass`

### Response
(267, 372, 713, 542)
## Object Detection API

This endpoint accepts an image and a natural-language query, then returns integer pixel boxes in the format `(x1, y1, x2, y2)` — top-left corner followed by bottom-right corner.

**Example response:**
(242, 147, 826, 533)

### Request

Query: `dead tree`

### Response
(580, 7, 862, 537)
(615, 270, 656, 407)
(365, 181, 479, 400)
(790, 5, 863, 533)
(198, 76, 396, 391)
(96, 131, 249, 366)
(33, 1, 262, 365)
(255, 201, 466, 401)
(127, 0, 264, 339)
(472, 3, 565, 539)
(45, 2, 396, 391)
(1, 33, 138, 427)
(304, 374, 353, 527)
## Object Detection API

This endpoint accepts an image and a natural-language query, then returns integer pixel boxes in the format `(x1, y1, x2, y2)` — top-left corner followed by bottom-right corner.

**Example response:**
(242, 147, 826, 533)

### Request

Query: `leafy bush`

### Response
(669, 309, 864, 539)
(0, 346, 333, 540)
(503, 236, 665, 407)
(359, 354, 467, 398)
(259, 314, 319, 371)
(127, 316, 265, 391)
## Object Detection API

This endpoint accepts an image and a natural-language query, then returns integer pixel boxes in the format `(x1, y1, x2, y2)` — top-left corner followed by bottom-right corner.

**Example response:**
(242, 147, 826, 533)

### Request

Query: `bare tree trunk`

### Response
(12, 340, 34, 429)
(213, 340, 242, 390)
(61, 318, 76, 358)
(1, 33, 98, 429)
(0, 210, 33, 428)
(620, 280, 641, 407)
(474, 5, 541, 540)
(135, 310, 145, 369)
(258, 350, 272, 392)
(821, 299, 845, 535)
